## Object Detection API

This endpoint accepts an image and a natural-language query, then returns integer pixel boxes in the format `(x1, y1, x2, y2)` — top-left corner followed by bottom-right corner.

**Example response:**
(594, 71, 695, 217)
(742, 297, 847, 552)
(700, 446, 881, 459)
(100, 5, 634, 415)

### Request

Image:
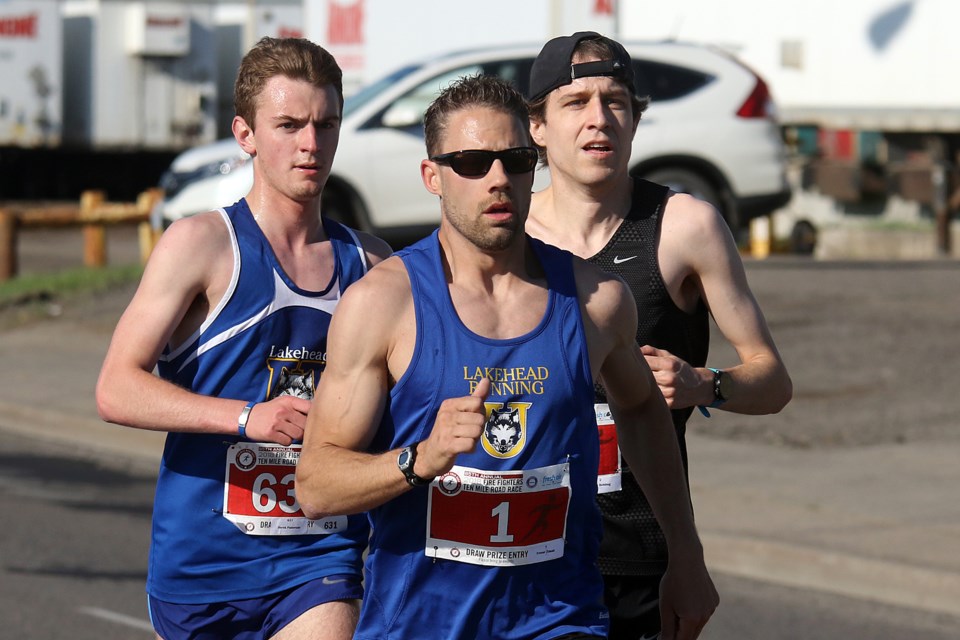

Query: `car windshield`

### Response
(342, 63, 423, 119)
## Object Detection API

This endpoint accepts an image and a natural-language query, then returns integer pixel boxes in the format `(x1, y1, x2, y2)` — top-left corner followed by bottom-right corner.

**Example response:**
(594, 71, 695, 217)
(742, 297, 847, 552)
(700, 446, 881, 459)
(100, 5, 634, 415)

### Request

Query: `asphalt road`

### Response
(2, 430, 958, 640)
(0, 431, 155, 639)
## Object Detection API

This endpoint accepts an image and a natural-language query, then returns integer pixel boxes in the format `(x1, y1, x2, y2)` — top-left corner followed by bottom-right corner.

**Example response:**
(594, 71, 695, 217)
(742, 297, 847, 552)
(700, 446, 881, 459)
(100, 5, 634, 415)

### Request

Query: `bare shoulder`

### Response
(661, 191, 729, 244)
(569, 257, 637, 377)
(337, 255, 412, 320)
(660, 191, 741, 272)
(156, 210, 232, 260)
(328, 255, 414, 372)
(571, 257, 637, 336)
(145, 210, 232, 287)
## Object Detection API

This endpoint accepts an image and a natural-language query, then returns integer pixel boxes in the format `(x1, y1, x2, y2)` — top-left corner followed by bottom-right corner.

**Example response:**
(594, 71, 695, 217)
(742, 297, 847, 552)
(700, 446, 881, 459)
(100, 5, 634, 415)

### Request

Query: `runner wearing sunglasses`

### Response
(429, 146, 539, 176)
(295, 74, 717, 640)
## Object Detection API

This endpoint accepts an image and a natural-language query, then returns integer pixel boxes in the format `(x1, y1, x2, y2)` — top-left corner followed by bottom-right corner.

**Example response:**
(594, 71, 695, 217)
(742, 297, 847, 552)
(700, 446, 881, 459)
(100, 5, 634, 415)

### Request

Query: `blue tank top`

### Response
(357, 231, 608, 640)
(148, 199, 370, 603)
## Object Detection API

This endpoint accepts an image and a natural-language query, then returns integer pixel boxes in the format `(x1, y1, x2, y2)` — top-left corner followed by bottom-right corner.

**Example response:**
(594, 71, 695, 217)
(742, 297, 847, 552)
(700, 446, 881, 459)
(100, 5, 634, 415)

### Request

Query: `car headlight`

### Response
(160, 154, 251, 200)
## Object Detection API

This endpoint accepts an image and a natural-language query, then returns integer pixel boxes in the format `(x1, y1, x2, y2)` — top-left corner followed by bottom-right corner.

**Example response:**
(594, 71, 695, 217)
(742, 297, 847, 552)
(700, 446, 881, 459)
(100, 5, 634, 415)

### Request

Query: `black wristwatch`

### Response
(709, 367, 731, 405)
(397, 443, 433, 487)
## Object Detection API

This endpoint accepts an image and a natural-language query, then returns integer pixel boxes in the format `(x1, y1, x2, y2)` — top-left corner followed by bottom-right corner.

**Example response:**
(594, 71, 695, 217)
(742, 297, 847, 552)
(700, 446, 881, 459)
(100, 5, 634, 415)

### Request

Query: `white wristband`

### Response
(237, 401, 256, 438)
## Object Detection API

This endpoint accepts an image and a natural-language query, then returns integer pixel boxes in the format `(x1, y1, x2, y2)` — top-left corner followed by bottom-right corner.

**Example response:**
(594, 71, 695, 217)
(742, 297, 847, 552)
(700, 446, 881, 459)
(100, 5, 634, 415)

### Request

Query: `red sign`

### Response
(594, 0, 615, 16)
(0, 13, 37, 38)
(278, 26, 303, 39)
(328, 0, 364, 45)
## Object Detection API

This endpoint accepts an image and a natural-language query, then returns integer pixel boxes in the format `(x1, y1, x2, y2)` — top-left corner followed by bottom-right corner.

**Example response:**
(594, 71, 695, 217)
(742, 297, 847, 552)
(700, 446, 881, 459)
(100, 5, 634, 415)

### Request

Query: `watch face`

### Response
(398, 448, 412, 470)
(718, 371, 733, 401)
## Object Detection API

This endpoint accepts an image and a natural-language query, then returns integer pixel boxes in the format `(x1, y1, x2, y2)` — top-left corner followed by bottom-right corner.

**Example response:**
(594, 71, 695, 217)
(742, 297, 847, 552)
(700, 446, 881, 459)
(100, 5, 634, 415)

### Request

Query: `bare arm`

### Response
(296, 259, 491, 518)
(95, 213, 311, 443)
(646, 194, 792, 414)
(580, 264, 718, 640)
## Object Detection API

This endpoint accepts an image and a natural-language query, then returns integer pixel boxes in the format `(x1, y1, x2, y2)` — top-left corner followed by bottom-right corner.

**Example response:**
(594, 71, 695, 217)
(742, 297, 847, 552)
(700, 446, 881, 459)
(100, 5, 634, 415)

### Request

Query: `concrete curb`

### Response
(701, 532, 960, 618)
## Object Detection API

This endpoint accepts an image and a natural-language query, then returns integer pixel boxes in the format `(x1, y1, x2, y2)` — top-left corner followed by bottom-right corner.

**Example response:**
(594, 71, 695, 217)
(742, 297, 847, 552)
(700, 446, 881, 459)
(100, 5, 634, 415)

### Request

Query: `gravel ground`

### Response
(695, 258, 960, 448)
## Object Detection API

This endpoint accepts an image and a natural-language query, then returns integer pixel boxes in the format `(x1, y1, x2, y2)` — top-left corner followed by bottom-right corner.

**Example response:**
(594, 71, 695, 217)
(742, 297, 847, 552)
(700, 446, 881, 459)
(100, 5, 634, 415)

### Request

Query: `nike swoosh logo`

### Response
(322, 577, 348, 585)
(613, 255, 638, 264)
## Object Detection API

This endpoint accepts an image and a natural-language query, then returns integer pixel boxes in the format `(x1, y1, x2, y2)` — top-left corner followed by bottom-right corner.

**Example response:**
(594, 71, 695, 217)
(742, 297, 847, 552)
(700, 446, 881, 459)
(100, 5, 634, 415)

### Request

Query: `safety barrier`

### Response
(0, 188, 163, 282)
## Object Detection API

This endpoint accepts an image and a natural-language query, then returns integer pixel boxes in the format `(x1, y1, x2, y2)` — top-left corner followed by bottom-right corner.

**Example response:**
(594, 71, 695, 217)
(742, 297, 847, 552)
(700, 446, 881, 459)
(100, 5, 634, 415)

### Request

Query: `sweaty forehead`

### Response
(552, 72, 631, 100)
(441, 106, 528, 151)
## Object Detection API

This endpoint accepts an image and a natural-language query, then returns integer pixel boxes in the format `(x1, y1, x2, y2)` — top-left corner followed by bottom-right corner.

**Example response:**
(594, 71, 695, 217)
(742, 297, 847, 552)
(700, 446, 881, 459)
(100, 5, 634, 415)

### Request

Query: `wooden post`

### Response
(136, 188, 164, 264)
(932, 163, 951, 256)
(81, 190, 107, 267)
(0, 209, 18, 281)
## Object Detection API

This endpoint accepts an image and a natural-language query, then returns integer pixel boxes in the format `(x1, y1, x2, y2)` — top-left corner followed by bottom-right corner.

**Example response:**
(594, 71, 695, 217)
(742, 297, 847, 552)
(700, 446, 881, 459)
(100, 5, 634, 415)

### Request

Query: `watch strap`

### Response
(398, 443, 433, 487)
(708, 367, 727, 406)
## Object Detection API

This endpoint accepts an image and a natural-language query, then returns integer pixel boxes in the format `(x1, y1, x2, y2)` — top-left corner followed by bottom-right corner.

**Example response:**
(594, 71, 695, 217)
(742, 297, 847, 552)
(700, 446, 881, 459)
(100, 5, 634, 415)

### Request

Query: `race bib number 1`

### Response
(426, 463, 571, 567)
(223, 442, 347, 536)
(596, 403, 622, 494)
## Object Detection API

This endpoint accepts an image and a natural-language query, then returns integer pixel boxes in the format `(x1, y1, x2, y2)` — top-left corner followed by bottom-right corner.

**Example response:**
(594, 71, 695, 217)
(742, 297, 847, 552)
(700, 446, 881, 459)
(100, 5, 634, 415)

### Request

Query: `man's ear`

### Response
(421, 159, 442, 197)
(233, 115, 256, 156)
(529, 118, 546, 148)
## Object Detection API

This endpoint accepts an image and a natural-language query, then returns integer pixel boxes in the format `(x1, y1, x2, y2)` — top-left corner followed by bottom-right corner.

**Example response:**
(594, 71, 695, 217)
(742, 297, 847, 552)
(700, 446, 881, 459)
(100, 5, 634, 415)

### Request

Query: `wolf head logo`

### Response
(270, 367, 315, 400)
(484, 407, 522, 456)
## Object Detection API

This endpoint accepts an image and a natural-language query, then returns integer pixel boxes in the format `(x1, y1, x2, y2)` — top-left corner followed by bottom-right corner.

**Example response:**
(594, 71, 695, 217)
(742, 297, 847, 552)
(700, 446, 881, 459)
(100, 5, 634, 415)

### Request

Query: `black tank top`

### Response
(588, 178, 710, 575)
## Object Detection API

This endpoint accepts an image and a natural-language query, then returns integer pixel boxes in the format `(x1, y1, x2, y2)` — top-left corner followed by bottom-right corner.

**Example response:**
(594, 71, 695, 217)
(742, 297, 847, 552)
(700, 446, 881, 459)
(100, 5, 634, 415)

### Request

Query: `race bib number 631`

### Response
(223, 442, 346, 536)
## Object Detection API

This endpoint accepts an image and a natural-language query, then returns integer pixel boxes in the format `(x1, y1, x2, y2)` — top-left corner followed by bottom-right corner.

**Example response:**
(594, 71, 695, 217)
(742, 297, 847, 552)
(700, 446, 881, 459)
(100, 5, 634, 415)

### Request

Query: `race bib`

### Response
(223, 442, 346, 536)
(595, 403, 622, 494)
(426, 463, 571, 566)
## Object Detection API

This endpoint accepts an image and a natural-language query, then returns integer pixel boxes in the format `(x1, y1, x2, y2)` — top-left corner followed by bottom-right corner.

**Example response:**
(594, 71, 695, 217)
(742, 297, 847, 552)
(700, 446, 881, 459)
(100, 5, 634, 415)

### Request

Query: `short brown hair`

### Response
(424, 74, 531, 157)
(234, 37, 343, 130)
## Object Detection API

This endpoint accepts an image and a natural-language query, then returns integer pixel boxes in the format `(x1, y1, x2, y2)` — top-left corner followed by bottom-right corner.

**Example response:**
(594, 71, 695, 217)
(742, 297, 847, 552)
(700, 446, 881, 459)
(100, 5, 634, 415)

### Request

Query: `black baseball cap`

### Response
(528, 31, 635, 102)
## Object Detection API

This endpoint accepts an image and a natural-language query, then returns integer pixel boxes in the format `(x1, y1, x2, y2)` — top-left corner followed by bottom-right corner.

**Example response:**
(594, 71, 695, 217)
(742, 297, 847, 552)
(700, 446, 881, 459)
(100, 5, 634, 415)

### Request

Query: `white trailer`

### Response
(0, 0, 62, 146)
(302, 0, 618, 94)
(0, 0, 302, 201)
(619, 0, 960, 134)
(621, 0, 959, 251)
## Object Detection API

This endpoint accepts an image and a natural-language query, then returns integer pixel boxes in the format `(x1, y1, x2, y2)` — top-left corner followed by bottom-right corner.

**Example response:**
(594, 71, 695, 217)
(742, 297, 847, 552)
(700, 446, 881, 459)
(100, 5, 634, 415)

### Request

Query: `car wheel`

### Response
(641, 167, 727, 220)
(321, 190, 363, 231)
(789, 219, 817, 255)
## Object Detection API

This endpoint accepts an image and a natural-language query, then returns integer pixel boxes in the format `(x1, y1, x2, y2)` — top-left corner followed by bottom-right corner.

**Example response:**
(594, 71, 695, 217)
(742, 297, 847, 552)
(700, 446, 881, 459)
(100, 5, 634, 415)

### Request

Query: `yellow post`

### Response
(750, 214, 772, 259)
(0, 209, 18, 281)
(136, 188, 164, 264)
(81, 190, 107, 267)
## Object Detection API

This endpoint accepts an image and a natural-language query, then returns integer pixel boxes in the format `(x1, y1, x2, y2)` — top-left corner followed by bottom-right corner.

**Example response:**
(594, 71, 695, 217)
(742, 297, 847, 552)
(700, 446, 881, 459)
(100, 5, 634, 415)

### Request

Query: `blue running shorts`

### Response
(148, 574, 362, 639)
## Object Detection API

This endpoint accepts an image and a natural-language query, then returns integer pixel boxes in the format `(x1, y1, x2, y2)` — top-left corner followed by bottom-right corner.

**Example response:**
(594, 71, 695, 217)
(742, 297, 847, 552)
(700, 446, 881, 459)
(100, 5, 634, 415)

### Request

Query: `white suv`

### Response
(157, 41, 791, 240)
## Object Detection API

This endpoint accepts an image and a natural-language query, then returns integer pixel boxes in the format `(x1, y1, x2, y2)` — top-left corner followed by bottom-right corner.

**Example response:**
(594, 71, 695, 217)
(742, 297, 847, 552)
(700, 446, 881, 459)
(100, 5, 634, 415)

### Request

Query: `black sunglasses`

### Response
(429, 147, 538, 177)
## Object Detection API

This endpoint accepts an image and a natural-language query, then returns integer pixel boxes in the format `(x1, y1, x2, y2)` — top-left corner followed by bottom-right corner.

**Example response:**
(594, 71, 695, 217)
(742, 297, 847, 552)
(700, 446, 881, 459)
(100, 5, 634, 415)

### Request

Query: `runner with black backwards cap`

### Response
(526, 32, 792, 640)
